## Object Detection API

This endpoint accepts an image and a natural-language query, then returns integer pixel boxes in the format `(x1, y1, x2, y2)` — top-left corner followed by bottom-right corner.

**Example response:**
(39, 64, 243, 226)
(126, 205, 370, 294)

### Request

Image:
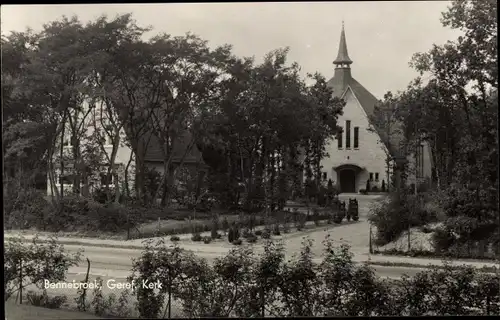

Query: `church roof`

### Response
(327, 75, 379, 117)
(144, 130, 205, 164)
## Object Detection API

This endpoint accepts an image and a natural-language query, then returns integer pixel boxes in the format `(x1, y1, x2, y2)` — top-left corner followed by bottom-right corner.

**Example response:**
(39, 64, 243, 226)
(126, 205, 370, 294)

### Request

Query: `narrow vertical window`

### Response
(337, 130, 343, 149)
(345, 120, 351, 149)
(354, 126, 359, 149)
(375, 172, 379, 181)
(369, 172, 373, 181)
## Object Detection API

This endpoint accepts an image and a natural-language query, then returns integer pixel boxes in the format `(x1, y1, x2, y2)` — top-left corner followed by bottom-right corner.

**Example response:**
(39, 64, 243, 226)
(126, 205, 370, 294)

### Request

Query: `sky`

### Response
(1, 2, 463, 98)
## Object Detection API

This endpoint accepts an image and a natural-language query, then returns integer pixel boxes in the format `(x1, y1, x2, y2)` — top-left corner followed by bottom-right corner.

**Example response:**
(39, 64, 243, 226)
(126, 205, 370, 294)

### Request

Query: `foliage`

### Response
(129, 239, 190, 318)
(261, 229, 271, 239)
(202, 236, 212, 244)
(247, 234, 258, 243)
(26, 290, 67, 309)
(4, 236, 81, 301)
(127, 236, 500, 317)
(369, 191, 439, 246)
(5, 188, 50, 230)
(191, 233, 202, 242)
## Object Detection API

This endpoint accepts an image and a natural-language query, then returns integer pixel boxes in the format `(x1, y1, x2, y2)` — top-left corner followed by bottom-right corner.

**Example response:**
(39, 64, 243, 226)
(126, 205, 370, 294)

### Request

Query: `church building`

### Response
(321, 24, 433, 193)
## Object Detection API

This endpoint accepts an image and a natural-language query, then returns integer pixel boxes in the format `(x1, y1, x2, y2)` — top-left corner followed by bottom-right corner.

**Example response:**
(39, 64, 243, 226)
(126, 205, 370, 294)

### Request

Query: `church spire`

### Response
(333, 21, 353, 67)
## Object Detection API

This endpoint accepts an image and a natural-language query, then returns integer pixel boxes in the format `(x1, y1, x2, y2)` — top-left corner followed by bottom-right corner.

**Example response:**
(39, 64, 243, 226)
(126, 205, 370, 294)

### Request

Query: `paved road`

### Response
(65, 244, 428, 281)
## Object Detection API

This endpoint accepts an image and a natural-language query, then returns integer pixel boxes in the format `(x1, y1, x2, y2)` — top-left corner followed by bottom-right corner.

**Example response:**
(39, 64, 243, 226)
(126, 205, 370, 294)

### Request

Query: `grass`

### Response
(130, 214, 242, 239)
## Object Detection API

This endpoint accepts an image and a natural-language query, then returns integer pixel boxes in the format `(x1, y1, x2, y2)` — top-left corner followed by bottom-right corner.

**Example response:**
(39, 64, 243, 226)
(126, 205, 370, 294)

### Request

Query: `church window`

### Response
(375, 172, 379, 181)
(322, 172, 327, 180)
(345, 120, 351, 149)
(354, 127, 359, 148)
(369, 172, 373, 181)
(337, 130, 343, 149)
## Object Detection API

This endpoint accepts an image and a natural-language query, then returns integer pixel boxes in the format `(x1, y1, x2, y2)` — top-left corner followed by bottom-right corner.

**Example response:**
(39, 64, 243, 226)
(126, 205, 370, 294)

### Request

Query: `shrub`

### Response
(359, 189, 367, 195)
(130, 235, 500, 317)
(235, 225, 241, 240)
(312, 208, 321, 226)
(255, 230, 263, 236)
(283, 222, 291, 233)
(247, 234, 258, 243)
(191, 233, 202, 242)
(372, 186, 380, 192)
(273, 223, 281, 236)
(203, 236, 212, 244)
(4, 235, 81, 302)
(26, 290, 67, 309)
(232, 239, 243, 245)
(228, 228, 234, 243)
(170, 235, 180, 242)
(298, 213, 307, 229)
(261, 229, 271, 239)
(368, 192, 437, 246)
(381, 180, 386, 192)
(242, 228, 252, 239)
(221, 217, 230, 234)
(211, 217, 219, 239)
(5, 188, 49, 230)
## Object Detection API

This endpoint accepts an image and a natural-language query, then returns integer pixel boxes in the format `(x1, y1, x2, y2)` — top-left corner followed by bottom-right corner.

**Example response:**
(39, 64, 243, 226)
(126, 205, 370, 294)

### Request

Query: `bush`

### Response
(247, 234, 258, 243)
(359, 189, 367, 195)
(242, 228, 252, 239)
(211, 217, 219, 239)
(4, 235, 81, 302)
(261, 229, 271, 239)
(5, 188, 49, 230)
(273, 223, 281, 236)
(191, 233, 202, 242)
(255, 230, 263, 236)
(232, 239, 243, 245)
(27, 290, 67, 309)
(312, 208, 321, 226)
(221, 217, 230, 234)
(283, 222, 291, 233)
(130, 235, 500, 317)
(203, 236, 212, 244)
(170, 235, 180, 242)
(368, 192, 437, 246)
(234, 225, 241, 240)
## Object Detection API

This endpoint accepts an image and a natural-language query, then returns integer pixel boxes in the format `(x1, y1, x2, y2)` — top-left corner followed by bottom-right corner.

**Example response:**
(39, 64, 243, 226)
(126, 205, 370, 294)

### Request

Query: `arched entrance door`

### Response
(339, 169, 356, 193)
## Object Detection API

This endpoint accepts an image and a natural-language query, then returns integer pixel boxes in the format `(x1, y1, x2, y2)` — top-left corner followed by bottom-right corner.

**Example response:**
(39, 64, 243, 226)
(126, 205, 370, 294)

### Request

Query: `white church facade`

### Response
(321, 24, 433, 193)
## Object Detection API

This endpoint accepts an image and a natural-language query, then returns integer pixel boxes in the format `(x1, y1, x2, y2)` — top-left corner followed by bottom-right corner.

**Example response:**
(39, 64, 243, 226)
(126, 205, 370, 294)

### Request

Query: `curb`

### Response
(364, 260, 499, 273)
(4, 236, 233, 255)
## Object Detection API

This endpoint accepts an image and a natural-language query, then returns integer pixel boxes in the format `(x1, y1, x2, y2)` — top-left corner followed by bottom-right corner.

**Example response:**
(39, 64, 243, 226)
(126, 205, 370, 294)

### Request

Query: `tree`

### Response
(367, 92, 404, 192)
(392, 0, 498, 254)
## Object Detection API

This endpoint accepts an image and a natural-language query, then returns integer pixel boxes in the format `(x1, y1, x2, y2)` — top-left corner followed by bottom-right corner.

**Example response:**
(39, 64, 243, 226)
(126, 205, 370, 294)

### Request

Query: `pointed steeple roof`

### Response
(333, 21, 353, 66)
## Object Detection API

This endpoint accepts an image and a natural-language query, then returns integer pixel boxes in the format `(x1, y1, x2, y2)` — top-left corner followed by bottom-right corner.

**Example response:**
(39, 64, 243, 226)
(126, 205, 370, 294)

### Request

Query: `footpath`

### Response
(5, 232, 499, 270)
